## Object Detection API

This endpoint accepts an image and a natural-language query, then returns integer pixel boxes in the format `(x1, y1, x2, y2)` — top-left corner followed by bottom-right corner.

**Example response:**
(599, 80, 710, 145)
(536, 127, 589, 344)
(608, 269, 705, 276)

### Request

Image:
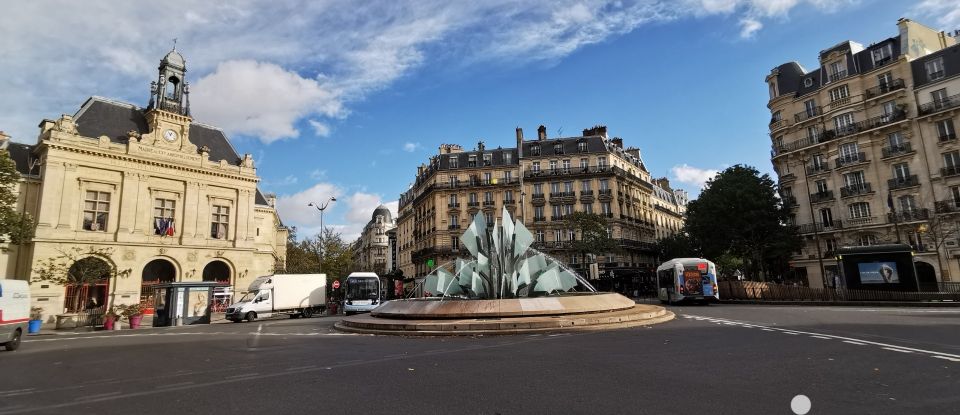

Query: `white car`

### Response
(0, 279, 30, 352)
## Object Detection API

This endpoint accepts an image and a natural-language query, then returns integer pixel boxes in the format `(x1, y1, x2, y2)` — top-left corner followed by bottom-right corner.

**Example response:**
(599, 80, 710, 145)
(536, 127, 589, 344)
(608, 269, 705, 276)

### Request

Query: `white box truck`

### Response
(0, 279, 30, 351)
(225, 274, 326, 322)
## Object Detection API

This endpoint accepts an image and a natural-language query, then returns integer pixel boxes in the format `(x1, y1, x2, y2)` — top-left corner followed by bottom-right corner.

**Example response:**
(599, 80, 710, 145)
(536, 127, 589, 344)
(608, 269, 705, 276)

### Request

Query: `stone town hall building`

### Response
(0, 49, 287, 321)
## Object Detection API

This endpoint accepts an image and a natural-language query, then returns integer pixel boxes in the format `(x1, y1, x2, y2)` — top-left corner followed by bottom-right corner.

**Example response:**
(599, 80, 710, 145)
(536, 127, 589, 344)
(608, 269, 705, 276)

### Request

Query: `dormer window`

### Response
(578, 141, 587, 152)
(926, 57, 945, 82)
(483, 153, 492, 166)
(449, 156, 458, 169)
(531, 145, 541, 156)
(827, 61, 847, 82)
(553, 142, 563, 154)
(468, 155, 477, 167)
(872, 44, 893, 67)
(768, 82, 778, 99)
(804, 77, 813, 87)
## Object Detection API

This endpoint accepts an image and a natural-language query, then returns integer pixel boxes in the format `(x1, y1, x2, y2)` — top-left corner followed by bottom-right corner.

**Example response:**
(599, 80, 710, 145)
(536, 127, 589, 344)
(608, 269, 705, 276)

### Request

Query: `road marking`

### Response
(225, 373, 259, 380)
(811, 336, 831, 340)
(842, 341, 866, 346)
(286, 365, 317, 371)
(683, 313, 960, 361)
(0, 389, 35, 398)
(761, 328, 775, 332)
(881, 347, 914, 353)
(154, 382, 194, 389)
(933, 356, 960, 362)
(74, 392, 121, 401)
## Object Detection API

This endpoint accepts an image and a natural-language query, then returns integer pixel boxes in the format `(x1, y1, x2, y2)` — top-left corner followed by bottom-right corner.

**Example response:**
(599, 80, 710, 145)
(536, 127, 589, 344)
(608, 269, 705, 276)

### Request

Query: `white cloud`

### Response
(912, 0, 960, 30)
(275, 182, 342, 230)
(275, 184, 397, 240)
(191, 60, 342, 142)
(263, 174, 298, 188)
(308, 119, 332, 137)
(0, 0, 862, 143)
(402, 142, 421, 152)
(310, 169, 327, 180)
(671, 164, 719, 189)
(739, 17, 763, 38)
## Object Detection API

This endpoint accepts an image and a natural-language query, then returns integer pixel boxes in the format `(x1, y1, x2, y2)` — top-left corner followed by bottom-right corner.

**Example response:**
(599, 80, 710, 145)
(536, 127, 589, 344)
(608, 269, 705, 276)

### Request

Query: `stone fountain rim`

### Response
(369, 292, 637, 319)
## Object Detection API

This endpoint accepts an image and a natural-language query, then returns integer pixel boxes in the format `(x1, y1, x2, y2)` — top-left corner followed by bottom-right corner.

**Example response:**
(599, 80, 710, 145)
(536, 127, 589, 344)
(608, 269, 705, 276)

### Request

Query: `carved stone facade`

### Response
(1, 50, 287, 321)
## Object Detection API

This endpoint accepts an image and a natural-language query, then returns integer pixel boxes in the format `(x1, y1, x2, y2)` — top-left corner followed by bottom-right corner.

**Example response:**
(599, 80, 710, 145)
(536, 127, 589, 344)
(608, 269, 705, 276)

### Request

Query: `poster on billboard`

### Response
(857, 262, 899, 284)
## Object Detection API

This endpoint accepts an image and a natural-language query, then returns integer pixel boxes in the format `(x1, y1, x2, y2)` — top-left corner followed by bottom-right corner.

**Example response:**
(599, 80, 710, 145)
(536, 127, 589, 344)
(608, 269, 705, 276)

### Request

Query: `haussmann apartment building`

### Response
(766, 18, 960, 288)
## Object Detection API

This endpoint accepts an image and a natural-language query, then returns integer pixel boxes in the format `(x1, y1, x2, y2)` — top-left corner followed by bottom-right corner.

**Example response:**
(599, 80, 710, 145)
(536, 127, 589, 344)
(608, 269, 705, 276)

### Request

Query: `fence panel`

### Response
(719, 280, 960, 302)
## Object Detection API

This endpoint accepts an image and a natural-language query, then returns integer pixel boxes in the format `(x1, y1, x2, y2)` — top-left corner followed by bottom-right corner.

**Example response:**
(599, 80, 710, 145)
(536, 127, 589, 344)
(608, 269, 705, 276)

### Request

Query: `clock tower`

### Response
(144, 46, 195, 152)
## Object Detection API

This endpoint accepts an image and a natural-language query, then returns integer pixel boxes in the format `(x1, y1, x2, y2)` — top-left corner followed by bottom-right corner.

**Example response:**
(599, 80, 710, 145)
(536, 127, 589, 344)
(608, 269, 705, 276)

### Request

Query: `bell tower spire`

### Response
(151, 45, 189, 116)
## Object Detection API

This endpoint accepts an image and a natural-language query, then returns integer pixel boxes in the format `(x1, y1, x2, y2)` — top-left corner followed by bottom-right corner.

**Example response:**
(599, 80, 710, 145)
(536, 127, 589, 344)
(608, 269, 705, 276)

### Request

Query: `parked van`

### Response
(225, 274, 326, 322)
(0, 279, 30, 351)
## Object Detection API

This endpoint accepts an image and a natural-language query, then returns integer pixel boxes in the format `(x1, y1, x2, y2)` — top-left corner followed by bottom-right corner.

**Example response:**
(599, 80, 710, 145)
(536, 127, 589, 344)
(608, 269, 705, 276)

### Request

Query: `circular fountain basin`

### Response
(335, 293, 674, 335)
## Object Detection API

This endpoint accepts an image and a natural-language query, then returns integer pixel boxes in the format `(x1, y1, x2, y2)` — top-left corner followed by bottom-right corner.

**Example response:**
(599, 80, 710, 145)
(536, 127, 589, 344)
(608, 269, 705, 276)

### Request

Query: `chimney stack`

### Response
(537, 125, 547, 141)
(582, 125, 608, 139)
(611, 137, 623, 148)
(477, 140, 485, 152)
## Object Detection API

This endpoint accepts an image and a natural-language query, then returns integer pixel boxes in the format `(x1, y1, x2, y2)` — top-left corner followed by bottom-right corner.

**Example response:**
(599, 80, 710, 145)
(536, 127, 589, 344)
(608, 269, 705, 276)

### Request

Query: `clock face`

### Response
(163, 129, 178, 142)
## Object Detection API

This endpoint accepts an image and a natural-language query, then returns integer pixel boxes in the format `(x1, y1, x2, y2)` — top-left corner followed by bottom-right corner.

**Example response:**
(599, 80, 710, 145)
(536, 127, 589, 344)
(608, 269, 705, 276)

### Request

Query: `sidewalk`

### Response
(719, 299, 960, 307)
(27, 311, 345, 337)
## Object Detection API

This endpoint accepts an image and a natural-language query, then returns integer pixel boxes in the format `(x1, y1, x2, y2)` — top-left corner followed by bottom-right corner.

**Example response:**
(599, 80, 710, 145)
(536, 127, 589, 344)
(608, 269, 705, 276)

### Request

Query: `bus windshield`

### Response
(346, 277, 379, 301)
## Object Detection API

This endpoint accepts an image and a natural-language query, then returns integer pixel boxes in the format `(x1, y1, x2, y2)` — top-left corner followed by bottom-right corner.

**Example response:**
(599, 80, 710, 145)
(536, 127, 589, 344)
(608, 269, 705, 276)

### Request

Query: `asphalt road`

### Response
(1, 304, 958, 415)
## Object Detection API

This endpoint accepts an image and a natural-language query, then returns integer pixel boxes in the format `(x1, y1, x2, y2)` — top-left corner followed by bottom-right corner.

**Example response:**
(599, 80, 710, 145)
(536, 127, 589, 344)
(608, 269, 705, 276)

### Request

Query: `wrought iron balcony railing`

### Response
(920, 92, 960, 115)
(888, 175, 919, 190)
(840, 182, 873, 198)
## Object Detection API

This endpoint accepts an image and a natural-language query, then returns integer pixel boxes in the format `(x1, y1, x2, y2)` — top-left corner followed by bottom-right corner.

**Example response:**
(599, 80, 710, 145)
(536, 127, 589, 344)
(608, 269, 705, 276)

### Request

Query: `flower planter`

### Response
(27, 320, 42, 334)
(103, 317, 115, 331)
(128, 314, 144, 329)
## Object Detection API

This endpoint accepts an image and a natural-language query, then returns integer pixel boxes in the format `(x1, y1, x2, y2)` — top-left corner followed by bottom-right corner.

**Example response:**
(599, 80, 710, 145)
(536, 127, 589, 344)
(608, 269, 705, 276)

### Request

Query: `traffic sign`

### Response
(333, 279, 340, 289)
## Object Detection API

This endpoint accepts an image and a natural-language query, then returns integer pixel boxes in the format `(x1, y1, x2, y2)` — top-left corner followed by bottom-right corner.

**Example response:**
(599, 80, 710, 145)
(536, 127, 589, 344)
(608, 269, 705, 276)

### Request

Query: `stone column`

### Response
(132, 173, 151, 238)
(34, 162, 65, 235)
(56, 163, 79, 230)
(182, 181, 200, 243)
(116, 171, 140, 241)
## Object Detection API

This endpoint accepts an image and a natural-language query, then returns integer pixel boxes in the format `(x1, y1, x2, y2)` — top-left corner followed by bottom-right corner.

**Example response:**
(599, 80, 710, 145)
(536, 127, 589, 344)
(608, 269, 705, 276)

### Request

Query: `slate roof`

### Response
(774, 36, 902, 99)
(6, 142, 38, 176)
(63, 97, 272, 207)
(912, 42, 960, 88)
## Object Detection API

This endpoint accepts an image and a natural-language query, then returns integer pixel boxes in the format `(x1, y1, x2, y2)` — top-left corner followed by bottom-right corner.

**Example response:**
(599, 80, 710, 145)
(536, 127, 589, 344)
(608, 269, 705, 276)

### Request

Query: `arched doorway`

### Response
(915, 261, 938, 292)
(202, 260, 231, 284)
(64, 256, 111, 313)
(141, 259, 177, 313)
(203, 260, 232, 312)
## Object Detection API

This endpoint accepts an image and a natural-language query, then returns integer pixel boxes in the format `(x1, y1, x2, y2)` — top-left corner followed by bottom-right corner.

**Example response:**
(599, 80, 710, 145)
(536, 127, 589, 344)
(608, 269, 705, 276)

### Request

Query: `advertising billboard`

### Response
(857, 262, 900, 284)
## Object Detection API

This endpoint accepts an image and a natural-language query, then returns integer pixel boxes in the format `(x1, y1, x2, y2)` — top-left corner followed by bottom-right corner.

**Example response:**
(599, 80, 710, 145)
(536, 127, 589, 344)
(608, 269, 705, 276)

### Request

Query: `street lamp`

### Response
(308, 197, 337, 273)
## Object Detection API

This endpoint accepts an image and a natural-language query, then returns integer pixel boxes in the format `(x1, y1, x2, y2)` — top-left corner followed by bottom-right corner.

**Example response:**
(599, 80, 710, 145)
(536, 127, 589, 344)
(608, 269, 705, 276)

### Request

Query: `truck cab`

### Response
(225, 274, 325, 322)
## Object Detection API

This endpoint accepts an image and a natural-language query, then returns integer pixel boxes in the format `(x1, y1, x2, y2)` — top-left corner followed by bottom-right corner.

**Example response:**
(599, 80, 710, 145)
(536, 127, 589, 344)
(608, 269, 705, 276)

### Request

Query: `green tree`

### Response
(565, 212, 619, 266)
(31, 247, 132, 312)
(283, 227, 321, 274)
(283, 227, 358, 291)
(684, 165, 800, 281)
(0, 149, 33, 244)
(655, 232, 698, 262)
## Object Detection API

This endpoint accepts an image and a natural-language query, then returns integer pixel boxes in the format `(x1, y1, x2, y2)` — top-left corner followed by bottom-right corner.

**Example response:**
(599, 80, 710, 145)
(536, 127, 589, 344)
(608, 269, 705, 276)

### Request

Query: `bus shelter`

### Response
(152, 282, 222, 327)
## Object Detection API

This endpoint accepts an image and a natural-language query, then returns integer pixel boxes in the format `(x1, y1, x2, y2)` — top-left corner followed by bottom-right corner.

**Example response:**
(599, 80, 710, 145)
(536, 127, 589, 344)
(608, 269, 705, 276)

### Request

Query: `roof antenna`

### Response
(557, 127, 563, 137)
(172, 37, 178, 51)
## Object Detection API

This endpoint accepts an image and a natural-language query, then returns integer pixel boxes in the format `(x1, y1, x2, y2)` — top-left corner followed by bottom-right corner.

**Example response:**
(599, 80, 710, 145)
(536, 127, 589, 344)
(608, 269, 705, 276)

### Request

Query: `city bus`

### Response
(656, 258, 719, 304)
(343, 272, 382, 315)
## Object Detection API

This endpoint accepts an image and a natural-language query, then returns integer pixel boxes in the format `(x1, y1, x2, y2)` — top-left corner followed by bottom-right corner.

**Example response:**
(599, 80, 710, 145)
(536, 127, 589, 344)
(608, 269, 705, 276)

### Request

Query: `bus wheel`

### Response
(245, 312, 257, 322)
(4, 329, 22, 351)
(302, 307, 314, 318)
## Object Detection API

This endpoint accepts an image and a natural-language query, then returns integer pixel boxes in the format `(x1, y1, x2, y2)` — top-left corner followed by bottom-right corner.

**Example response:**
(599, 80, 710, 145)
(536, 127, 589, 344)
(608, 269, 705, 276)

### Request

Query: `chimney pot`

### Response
(537, 125, 547, 141)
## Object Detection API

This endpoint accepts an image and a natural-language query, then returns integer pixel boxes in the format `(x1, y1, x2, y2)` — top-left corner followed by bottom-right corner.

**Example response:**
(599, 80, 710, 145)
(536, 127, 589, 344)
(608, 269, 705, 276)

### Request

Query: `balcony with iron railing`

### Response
(579, 190, 595, 197)
(794, 106, 822, 123)
(483, 200, 496, 206)
(827, 70, 849, 83)
(888, 174, 919, 190)
(533, 216, 546, 222)
(448, 224, 461, 230)
(826, 111, 906, 140)
(782, 195, 798, 208)
(778, 172, 796, 184)
(881, 142, 913, 158)
(935, 200, 960, 214)
(467, 201, 480, 207)
(809, 190, 834, 203)
(846, 216, 875, 226)
(941, 166, 960, 177)
(887, 208, 930, 223)
(798, 221, 843, 234)
(919, 92, 960, 115)
(524, 165, 612, 179)
(840, 182, 873, 198)
(806, 163, 831, 175)
(447, 202, 460, 208)
(503, 199, 516, 205)
(769, 118, 786, 131)
(835, 152, 868, 168)
(864, 78, 905, 99)
(598, 189, 613, 197)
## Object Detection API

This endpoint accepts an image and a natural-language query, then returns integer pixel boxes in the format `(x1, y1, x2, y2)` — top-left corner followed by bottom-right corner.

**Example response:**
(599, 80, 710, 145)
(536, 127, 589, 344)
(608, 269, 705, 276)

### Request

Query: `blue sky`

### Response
(1, 1, 958, 238)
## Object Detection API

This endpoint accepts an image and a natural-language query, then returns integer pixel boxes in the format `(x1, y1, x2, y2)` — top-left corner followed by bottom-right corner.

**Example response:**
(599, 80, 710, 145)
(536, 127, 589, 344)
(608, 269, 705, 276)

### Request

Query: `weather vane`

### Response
(172, 38, 178, 50)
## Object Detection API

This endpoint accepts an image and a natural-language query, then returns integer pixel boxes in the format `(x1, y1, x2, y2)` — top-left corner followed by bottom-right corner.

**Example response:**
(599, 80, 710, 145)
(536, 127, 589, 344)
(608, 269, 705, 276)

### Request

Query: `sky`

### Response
(1, 0, 959, 239)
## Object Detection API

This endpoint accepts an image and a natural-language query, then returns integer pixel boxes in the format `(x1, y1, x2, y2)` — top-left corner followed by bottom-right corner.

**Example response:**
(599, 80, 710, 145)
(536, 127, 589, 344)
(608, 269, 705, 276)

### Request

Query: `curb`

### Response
(719, 300, 960, 307)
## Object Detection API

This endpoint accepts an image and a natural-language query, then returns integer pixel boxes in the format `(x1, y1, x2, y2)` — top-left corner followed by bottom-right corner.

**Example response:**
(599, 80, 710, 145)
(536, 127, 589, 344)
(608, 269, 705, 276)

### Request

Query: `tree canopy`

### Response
(564, 211, 618, 264)
(684, 165, 800, 280)
(284, 227, 358, 289)
(0, 150, 33, 244)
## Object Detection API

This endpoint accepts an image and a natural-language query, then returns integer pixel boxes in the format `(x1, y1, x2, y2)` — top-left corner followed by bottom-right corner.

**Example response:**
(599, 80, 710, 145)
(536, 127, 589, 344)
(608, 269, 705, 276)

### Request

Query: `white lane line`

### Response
(933, 356, 960, 362)
(0, 389, 35, 396)
(684, 314, 960, 360)
(286, 365, 317, 371)
(224, 373, 259, 380)
(843, 341, 867, 346)
(882, 347, 914, 353)
(154, 382, 194, 389)
(74, 392, 122, 401)
(811, 336, 831, 339)
(761, 328, 775, 332)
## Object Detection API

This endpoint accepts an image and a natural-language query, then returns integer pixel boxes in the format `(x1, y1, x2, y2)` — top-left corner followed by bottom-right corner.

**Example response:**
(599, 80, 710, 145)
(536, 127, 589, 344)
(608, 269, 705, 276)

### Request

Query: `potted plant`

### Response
(27, 307, 43, 334)
(103, 306, 121, 331)
(123, 303, 145, 329)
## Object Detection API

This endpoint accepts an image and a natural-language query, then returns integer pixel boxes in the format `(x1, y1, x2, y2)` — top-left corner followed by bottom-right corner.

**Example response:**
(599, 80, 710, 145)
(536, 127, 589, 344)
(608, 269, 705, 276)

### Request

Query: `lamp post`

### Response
(800, 158, 828, 288)
(308, 197, 337, 273)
